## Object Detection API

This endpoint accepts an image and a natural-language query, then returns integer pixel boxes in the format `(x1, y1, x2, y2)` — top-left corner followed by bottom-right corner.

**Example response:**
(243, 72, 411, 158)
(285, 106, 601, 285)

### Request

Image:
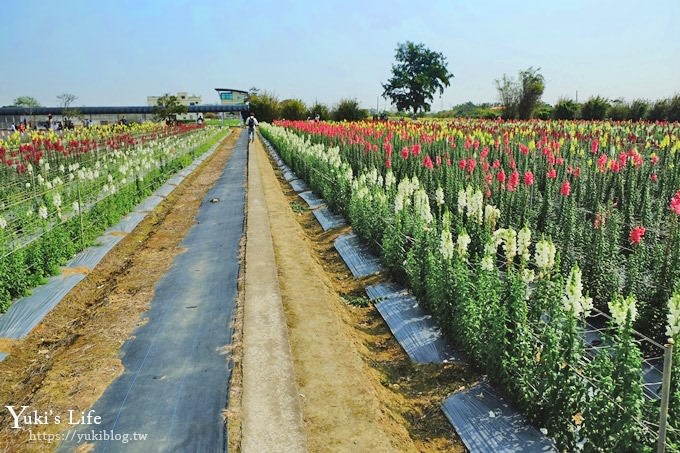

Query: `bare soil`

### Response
(0, 130, 238, 452)
(255, 139, 477, 452)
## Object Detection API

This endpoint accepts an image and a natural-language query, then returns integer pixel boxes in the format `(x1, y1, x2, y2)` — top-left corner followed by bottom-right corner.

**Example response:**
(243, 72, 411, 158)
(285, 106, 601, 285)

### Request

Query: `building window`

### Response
(220, 92, 233, 101)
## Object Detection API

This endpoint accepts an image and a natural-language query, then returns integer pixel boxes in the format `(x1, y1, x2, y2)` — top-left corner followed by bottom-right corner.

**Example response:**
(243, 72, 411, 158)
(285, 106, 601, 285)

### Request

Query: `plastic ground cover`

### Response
(282, 168, 296, 182)
(442, 383, 557, 453)
(298, 191, 324, 209)
(290, 178, 309, 193)
(57, 131, 247, 452)
(0, 137, 224, 355)
(334, 233, 383, 278)
(0, 274, 86, 340)
(312, 206, 346, 231)
(0, 352, 6, 362)
(366, 282, 463, 363)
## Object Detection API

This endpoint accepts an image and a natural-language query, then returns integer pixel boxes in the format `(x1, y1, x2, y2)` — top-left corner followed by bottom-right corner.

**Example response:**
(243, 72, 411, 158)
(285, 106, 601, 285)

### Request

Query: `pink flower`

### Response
(386, 158, 392, 169)
(384, 142, 393, 157)
(401, 147, 409, 160)
(629, 226, 646, 245)
(496, 169, 506, 184)
(560, 180, 571, 196)
(480, 146, 489, 159)
(411, 143, 421, 156)
(651, 173, 658, 182)
(466, 158, 477, 174)
(547, 168, 557, 179)
(523, 171, 534, 186)
(458, 159, 467, 170)
(508, 171, 519, 192)
(423, 155, 434, 170)
(651, 155, 660, 165)
(670, 190, 680, 215)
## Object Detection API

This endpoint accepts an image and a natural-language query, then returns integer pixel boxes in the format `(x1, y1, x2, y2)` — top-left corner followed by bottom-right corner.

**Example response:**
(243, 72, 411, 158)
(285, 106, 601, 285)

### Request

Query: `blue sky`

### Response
(1, 0, 678, 110)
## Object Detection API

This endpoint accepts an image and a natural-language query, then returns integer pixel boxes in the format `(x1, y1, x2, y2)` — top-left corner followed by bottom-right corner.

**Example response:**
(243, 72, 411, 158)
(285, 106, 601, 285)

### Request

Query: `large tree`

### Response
(13, 96, 41, 108)
(495, 67, 545, 119)
(382, 41, 453, 117)
(154, 94, 188, 122)
(279, 98, 307, 120)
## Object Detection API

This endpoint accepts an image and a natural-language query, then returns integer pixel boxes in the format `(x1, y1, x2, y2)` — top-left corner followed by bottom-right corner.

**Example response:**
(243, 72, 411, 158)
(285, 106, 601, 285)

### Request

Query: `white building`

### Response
(147, 92, 202, 121)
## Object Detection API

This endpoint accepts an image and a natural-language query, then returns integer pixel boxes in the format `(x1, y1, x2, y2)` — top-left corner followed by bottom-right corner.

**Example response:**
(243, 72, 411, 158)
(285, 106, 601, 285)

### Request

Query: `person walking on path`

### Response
(246, 112, 259, 142)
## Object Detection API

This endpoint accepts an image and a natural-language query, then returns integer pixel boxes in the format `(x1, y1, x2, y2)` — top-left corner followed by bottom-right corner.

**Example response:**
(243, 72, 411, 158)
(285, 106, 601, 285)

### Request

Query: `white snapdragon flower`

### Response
(72, 201, 80, 213)
(0, 216, 7, 229)
(413, 189, 433, 224)
(53, 193, 62, 208)
(563, 266, 593, 318)
(440, 228, 454, 260)
(385, 170, 395, 188)
(609, 294, 637, 327)
(457, 189, 467, 214)
(534, 238, 556, 272)
(435, 187, 445, 206)
(468, 189, 484, 224)
(456, 231, 471, 259)
(517, 226, 532, 262)
(484, 204, 501, 229)
(38, 205, 48, 220)
(666, 293, 680, 339)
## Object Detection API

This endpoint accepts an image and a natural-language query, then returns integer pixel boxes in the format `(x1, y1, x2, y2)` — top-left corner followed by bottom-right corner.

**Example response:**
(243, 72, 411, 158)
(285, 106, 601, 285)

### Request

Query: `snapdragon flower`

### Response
(440, 228, 454, 260)
(457, 189, 467, 214)
(563, 265, 592, 317)
(38, 205, 48, 220)
(435, 187, 445, 206)
(0, 216, 7, 229)
(518, 226, 532, 262)
(666, 292, 680, 339)
(484, 204, 501, 229)
(456, 230, 471, 259)
(609, 294, 637, 327)
(535, 237, 556, 272)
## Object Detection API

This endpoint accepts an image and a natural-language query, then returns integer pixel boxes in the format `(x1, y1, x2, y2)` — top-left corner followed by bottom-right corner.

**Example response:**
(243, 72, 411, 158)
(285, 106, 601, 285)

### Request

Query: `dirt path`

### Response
(239, 139, 307, 452)
(252, 138, 419, 452)
(0, 131, 238, 452)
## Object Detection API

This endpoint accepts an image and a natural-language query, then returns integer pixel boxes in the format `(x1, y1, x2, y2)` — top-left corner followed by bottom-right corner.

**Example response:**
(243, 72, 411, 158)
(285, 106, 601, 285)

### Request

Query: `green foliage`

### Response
(248, 91, 280, 123)
(495, 67, 545, 119)
(580, 96, 610, 120)
(279, 98, 307, 120)
(553, 98, 579, 120)
(154, 93, 188, 122)
(307, 101, 330, 120)
(517, 67, 546, 120)
(12, 96, 41, 108)
(382, 41, 453, 116)
(332, 98, 366, 121)
(629, 99, 650, 121)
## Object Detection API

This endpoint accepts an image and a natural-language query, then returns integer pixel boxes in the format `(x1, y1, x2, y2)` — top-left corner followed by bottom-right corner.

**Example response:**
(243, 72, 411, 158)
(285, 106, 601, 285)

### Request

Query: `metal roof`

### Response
(0, 104, 249, 116)
(214, 88, 249, 94)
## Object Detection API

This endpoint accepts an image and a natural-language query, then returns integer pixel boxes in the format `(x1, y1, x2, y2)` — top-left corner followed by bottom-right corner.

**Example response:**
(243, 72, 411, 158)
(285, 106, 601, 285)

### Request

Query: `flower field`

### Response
(0, 123, 225, 312)
(262, 119, 680, 451)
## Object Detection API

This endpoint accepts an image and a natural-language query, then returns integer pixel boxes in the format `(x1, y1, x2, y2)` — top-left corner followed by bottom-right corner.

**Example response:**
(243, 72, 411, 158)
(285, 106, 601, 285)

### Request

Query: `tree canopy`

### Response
(382, 41, 453, 116)
(13, 96, 41, 108)
(495, 67, 545, 119)
(154, 94, 188, 122)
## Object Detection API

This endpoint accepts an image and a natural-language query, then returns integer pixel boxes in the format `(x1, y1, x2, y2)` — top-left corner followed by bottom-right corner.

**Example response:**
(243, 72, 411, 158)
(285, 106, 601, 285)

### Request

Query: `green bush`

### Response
(332, 98, 367, 121)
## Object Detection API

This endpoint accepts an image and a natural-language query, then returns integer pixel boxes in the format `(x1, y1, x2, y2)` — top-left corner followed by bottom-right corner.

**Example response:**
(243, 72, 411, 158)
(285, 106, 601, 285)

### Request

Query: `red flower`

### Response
(492, 159, 500, 169)
(384, 142, 392, 157)
(508, 171, 519, 192)
(401, 147, 409, 160)
(411, 143, 421, 156)
(651, 173, 658, 182)
(629, 226, 646, 245)
(670, 190, 680, 215)
(560, 180, 571, 196)
(556, 157, 564, 166)
(458, 159, 467, 170)
(591, 139, 599, 154)
(386, 158, 392, 169)
(523, 171, 534, 186)
(651, 155, 660, 165)
(423, 155, 434, 170)
(497, 169, 506, 184)
(466, 158, 476, 174)
(547, 168, 557, 179)
(597, 154, 608, 170)
(480, 146, 489, 159)
(519, 143, 529, 155)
